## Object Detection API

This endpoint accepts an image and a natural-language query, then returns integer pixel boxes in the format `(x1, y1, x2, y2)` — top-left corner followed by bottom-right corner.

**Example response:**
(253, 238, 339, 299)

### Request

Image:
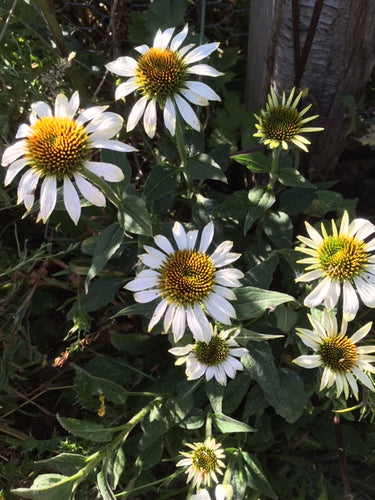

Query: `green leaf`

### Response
(136, 440, 164, 470)
(214, 190, 248, 225)
(36, 454, 87, 476)
(244, 186, 275, 233)
(185, 153, 227, 182)
(85, 223, 124, 291)
(144, 0, 186, 33)
(243, 254, 279, 288)
(244, 343, 306, 423)
(110, 331, 161, 356)
(11, 474, 74, 500)
(278, 166, 315, 187)
(73, 364, 129, 406)
(57, 415, 114, 442)
(96, 470, 116, 500)
(143, 163, 179, 202)
(104, 446, 126, 490)
(122, 195, 152, 236)
(206, 380, 225, 414)
(263, 210, 293, 248)
(234, 286, 295, 320)
(280, 187, 316, 215)
(213, 412, 257, 433)
(112, 301, 157, 320)
(231, 152, 270, 173)
(275, 306, 298, 333)
(222, 372, 252, 414)
(242, 452, 278, 499)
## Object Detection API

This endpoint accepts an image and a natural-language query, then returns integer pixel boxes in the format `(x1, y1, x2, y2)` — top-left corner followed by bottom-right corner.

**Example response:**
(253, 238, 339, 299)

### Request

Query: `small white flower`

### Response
(295, 210, 375, 321)
(169, 326, 248, 385)
(105, 25, 223, 138)
(126, 221, 243, 343)
(177, 437, 226, 489)
(293, 310, 375, 399)
(1, 91, 136, 224)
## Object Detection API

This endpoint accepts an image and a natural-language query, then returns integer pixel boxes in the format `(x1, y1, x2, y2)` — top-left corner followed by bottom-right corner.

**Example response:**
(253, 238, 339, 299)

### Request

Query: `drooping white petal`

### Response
(185, 81, 221, 101)
(148, 298, 168, 331)
(163, 97, 176, 136)
(187, 64, 223, 77)
(183, 42, 220, 65)
(143, 99, 157, 138)
(74, 173, 106, 207)
(180, 88, 209, 106)
(115, 79, 141, 100)
(105, 56, 138, 77)
(63, 177, 81, 224)
(187, 304, 212, 342)
(203, 292, 235, 324)
(91, 139, 137, 153)
(38, 176, 57, 223)
(4, 157, 29, 185)
(213, 285, 237, 301)
(342, 281, 359, 321)
(293, 354, 322, 369)
(134, 289, 160, 303)
(172, 304, 186, 342)
(174, 94, 200, 131)
(76, 105, 108, 125)
(15, 123, 32, 139)
(303, 276, 332, 308)
(323, 280, 341, 310)
(354, 276, 375, 308)
(17, 169, 40, 210)
(163, 303, 176, 333)
(127, 96, 148, 132)
(2, 141, 27, 166)
(85, 161, 124, 182)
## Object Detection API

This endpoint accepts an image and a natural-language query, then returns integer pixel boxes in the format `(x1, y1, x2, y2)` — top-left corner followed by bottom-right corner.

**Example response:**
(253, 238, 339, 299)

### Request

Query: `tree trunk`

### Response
(246, 0, 375, 175)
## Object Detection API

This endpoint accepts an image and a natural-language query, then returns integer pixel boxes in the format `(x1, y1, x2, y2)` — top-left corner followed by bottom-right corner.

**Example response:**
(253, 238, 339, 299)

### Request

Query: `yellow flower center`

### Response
(136, 47, 187, 102)
(158, 249, 215, 305)
(25, 116, 89, 180)
(318, 235, 368, 281)
(192, 445, 219, 474)
(195, 335, 229, 366)
(319, 335, 358, 372)
(262, 106, 301, 141)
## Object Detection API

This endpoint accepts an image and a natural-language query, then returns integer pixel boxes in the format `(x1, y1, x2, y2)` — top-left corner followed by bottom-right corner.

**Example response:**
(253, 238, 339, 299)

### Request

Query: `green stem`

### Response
(199, 0, 207, 46)
(70, 397, 162, 489)
(175, 118, 195, 199)
(267, 148, 281, 190)
(82, 168, 122, 208)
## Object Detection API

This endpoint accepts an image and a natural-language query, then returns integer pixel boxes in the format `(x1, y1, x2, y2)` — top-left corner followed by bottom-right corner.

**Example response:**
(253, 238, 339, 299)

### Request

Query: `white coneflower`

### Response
(293, 311, 375, 399)
(254, 86, 323, 151)
(1, 92, 136, 224)
(106, 25, 223, 138)
(177, 437, 226, 489)
(295, 210, 375, 321)
(125, 221, 243, 343)
(169, 326, 248, 385)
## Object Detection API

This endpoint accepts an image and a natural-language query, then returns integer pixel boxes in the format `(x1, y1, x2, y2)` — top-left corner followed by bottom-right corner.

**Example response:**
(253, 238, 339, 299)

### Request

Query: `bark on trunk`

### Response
(246, 0, 375, 174)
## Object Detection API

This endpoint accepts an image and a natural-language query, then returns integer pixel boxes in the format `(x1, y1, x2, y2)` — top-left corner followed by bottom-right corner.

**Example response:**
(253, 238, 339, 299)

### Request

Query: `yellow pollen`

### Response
(318, 235, 368, 281)
(159, 249, 215, 305)
(192, 446, 218, 473)
(25, 116, 89, 179)
(136, 47, 186, 101)
(319, 335, 358, 372)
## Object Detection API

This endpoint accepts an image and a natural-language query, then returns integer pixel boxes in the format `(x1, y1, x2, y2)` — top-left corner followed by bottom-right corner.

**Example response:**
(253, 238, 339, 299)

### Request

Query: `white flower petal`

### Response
(85, 161, 124, 182)
(2, 141, 27, 166)
(187, 304, 212, 342)
(180, 88, 209, 106)
(185, 80, 221, 101)
(154, 27, 175, 49)
(148, 299, 168, 331)
(183, 42, 220, 65)
(154, 234, 174, 254)
(86, 112, 123, 141)
(172, 305, 186, 342)
(187, 64, 223, 77)
(199, 222, 214, 253)
(4, 157, 29, 185)
(215, 268, 244, 287)
(127, 96, 148, 132)
(133, 289, 160, 303)
(293, 354, 322, 368)
(31, 101, 52, 118)
(203, 292, 235, 324)
(76, 105, 108, 125)
(354, 276, 375, 308)
(106, 56, 138, 77)
(38, 176, 57, 223)
(92, 139, 137, 153)
(303, 276, 332, 308)
(173, 221, 187, 249)
(342, 281, 359, 321)
(174, 94, 200, 131)
(54, 93, 69, 117)
(163, 97, 176, 136)
(67, 91, 80, 118)
(115, 79, 140, 99)
(17, 169, 40, 210)
(63, 177, 81, 224)
(74, 173, 106, 207)
(170, 24, 189, 51)
(15, 123, 32, 139)
(143, 99, 157, 138)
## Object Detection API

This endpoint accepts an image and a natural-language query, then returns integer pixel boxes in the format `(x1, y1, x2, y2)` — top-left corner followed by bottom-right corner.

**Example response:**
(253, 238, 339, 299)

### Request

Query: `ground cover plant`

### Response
(1, 1, 375, 499)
